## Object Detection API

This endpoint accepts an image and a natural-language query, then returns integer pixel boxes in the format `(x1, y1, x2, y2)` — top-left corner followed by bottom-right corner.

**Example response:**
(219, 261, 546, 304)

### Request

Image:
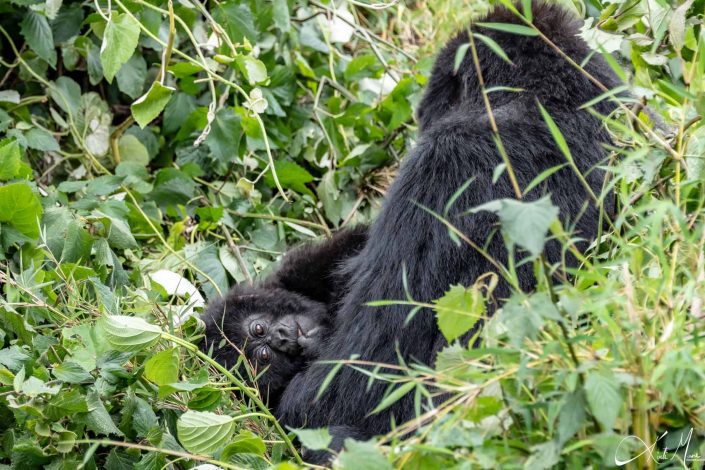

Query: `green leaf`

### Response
(433, 284, 485, 343)
(263, 160, 314, 196)
(176, 410, 236, 455)
(131, 81, 174, 128)
(116, 54, 148, 99)
(0, 182, 43, 239)
(144, 348, 179, 386)
(100, 13, 141, 83)
(117, 134, 150, 166)
(221, 430, 266, 456)
(61, 220, 93, 263)
(85, 390, 124, 437)
(215, 3, 258, 44)
(21, 11, 57, 67)
(100, 315, 162, 352)
(0, 139, 32, 181)
(272, 0, 290, 31)
(338, 440, 392, 470)
(669, 0, 694, 52)
(557, 390, 586, 444)
(236, 56, 268, 85)
(205, 108, 243, 163)
(24, 127, 60, 152)
(453, 43, 470, 73)
(371, 381, 416, 414)
(477, 22, 538, 36)
(473, 196, 559, 257)
(585, 371, 621, 430)
(289, 428, 332, 451)
(53, 361, 93, 384)
(473, 33, 513, 64)
(50, 76, 81, 116)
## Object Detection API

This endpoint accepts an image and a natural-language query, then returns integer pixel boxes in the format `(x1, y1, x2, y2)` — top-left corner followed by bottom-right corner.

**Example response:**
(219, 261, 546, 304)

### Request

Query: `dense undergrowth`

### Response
(0, 0, 703, 468)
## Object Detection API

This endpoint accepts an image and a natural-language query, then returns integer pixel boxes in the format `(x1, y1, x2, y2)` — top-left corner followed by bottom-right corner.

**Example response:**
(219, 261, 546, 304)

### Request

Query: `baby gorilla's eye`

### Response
(256, 346, 271, 363)
(251, 322, 266, 337)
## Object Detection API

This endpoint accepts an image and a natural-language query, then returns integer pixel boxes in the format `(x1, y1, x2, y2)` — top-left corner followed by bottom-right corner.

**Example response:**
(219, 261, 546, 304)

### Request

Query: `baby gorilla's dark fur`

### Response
(201, 226, 367, 404)
(276, 1, 622, 461)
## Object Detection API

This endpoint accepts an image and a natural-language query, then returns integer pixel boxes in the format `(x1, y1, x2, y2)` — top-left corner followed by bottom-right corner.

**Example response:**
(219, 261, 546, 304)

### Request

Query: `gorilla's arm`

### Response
(264, 225, 368, 305)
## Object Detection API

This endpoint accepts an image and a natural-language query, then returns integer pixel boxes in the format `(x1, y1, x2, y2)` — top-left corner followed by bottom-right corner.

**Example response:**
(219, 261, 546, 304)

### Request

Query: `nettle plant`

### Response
(0, 0, 703, 468)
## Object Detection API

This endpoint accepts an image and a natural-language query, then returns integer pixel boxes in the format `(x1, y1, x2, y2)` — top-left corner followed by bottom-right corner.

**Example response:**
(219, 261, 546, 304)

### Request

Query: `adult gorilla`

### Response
(278, 1, 621, 457)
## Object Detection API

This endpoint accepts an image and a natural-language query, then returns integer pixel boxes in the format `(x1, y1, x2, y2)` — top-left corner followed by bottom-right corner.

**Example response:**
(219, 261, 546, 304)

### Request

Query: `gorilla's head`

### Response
(201, 285, 329, 403)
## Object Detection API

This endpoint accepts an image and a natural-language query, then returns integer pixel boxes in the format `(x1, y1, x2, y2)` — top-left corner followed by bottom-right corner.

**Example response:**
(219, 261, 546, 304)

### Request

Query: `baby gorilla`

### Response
(201, 225, 367, 404)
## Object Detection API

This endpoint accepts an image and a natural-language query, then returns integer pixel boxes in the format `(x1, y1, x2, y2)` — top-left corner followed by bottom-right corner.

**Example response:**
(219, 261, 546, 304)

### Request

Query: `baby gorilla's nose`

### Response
(269, 323, 300, 354)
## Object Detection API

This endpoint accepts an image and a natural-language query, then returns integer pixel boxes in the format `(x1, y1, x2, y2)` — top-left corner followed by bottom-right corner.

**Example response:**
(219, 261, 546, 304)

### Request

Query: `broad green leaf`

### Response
(585, 371, 621, 430)
(205, 108, 243, 163)
(100, 315, 162, 352)
(117, 134, 150, 166)
(221, 430, 266, 456)
(338, 440, 392, 470)
(263, 160, 314, 196)
(50, 76, 81, 116)
(236, 56, 268, 85)
(177, 410, 236, 455)
(60, 220, 93, 263)
(0, 90, 20, 104)
(53, 361, 93, 384)
(557, 390, 586, 444)
(0, 139, 32, 181)
(669, 0, 694, 52)
(272, 0, 290, 31)
(21, 11, 57, 67)
(131, 82, 174, 128)
(24, 128, 60, 152)
(289, 428, 332, 451)
(476, 22, 538, 36)
(100, 13, 141, 82)
(497, 196, 558, 256)
(0, 182, 43, 239)
(433, 284, 485, 343)
(215, 3, 258, 44)
(85, 390, 124, 436)
(144, 348, 179, 386)
(116, 54, 148, 99)
(474, 196, 559, 257)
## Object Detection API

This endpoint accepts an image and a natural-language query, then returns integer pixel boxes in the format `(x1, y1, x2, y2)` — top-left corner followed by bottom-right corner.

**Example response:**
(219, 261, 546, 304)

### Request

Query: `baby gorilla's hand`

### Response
(297, 326, 324, 359)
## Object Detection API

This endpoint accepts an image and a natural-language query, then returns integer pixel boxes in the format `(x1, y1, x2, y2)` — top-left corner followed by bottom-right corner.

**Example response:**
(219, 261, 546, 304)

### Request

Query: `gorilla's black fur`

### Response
(276, 1, 621, 458)
(201, 226, 367, 404)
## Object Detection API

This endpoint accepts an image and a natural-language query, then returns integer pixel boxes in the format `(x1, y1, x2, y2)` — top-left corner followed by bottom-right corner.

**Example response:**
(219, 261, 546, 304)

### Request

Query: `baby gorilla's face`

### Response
(241, 312, 322, 365)
(201, 286, 330, 404)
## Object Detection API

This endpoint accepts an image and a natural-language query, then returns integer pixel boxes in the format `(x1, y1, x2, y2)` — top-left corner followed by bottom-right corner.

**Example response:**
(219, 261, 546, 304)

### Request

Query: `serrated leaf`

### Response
(0, 139, 32, 181)
(669, 0, 694, 52)
(53, 361, 93, 384)
(177, 411, 236, 455)
(85, 390, 124, 437)
(0, 182, 43, 239)
(21, 11, 57, 67)
(100, 315, 162, 352)
(433, 284, 485, 343)
(289, 428, 332, 451)
(100, 13, 140, 82)
(585, 371, 621, 430)
(144, 348, 179, 386)
(131, 81, 174, 128)
(557, 390, 586, 444)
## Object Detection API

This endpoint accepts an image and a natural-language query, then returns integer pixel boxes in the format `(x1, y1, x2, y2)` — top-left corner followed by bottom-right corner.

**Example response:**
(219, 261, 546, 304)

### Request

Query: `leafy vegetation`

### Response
(0, 0, 703, 468)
